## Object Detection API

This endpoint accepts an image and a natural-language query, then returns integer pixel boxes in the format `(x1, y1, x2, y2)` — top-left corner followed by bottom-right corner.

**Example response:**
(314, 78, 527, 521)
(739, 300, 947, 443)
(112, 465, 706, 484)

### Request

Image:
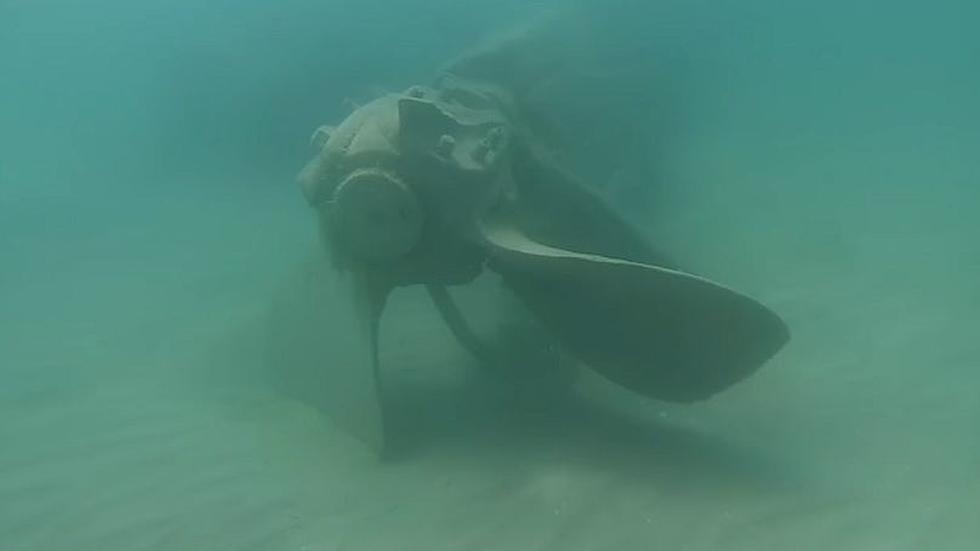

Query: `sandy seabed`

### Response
(2, 177, 978, 551)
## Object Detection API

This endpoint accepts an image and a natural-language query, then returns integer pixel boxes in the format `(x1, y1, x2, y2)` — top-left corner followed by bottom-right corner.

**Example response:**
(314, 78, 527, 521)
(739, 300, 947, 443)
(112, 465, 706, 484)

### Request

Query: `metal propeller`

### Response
(296, 76, 789, 455)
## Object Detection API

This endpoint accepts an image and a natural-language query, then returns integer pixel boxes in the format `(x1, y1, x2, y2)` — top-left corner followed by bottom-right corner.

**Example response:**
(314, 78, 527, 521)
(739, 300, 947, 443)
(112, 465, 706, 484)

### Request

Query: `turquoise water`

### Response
(2, 1, 978, 549)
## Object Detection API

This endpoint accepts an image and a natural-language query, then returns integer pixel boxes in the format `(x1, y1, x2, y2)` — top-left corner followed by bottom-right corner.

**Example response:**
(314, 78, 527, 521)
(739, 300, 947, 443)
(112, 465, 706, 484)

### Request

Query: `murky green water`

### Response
(2, 1, 978, 549)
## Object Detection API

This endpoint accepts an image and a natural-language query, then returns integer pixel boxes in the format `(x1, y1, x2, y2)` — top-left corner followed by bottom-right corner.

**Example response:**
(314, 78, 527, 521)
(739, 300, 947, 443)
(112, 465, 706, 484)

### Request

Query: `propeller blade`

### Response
(265, 255, 392, 455)
(479, 215, 790, 402)
(316, 268, 390, 455)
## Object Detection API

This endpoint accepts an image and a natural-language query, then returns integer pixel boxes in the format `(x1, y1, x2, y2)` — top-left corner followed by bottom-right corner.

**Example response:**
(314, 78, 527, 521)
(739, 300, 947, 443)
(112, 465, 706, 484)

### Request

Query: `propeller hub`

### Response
(332, 168, 424, 263)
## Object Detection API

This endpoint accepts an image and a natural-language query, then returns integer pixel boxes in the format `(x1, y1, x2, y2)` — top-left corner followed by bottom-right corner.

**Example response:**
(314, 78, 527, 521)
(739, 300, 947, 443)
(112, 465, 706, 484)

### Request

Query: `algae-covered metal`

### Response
(297, 39, 789, 455)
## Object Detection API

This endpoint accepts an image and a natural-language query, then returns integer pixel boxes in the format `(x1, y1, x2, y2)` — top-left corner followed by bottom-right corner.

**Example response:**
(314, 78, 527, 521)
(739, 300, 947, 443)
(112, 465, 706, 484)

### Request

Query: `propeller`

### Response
(322, 269, 389, 455)
(296, 79, 789, 454)
(478, 210, 789, 402)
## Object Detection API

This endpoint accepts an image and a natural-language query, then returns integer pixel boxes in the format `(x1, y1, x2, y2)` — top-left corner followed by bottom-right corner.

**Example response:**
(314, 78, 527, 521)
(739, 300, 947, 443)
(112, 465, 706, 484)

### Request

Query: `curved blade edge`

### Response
(479, 217, 790, 402)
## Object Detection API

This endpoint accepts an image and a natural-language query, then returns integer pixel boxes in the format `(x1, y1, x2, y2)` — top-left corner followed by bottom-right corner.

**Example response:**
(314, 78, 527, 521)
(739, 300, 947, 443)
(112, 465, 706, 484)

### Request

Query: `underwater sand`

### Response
(2, 1, 979, 549)
(2, 151, 977, 550)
